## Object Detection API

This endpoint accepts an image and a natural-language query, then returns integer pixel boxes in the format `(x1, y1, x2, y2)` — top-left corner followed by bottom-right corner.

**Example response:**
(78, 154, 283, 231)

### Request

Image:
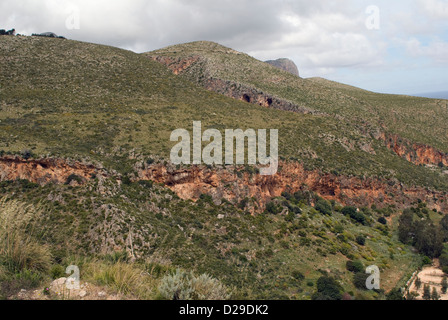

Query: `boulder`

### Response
(265, 58, 300, 77)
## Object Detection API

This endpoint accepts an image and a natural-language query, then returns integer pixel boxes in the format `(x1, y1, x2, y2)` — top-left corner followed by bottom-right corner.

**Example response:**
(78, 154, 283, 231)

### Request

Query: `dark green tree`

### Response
(413, 220, 443, 258)
(431, 287, 440, 300)
(423, 284, 431, 300)
(398, 209, 414, 244)
(311, 276, 343, 300)
(415, 277, 422, 290)
(442, 277, 448, 294)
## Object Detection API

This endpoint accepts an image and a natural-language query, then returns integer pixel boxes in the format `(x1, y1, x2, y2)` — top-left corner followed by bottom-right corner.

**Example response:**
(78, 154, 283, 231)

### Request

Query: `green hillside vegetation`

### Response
(0, 36, 446, 300)
(0, 177, 423, 300)
(148, 41, 448, 153)
(0, 37, 446, 189)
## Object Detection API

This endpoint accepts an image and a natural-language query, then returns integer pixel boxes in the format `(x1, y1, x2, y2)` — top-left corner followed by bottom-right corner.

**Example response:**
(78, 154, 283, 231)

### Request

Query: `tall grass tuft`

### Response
(91, 261, 157, 299)
(0, 197, 51, 274)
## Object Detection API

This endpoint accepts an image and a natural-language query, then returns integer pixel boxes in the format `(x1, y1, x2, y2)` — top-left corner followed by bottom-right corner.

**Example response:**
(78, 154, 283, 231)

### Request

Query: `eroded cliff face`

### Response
(148, 55, 317, 115)
(140, 161, 448, 213)
(0, 156, 103, 185)
(382, 133, 448, 167)
(149, 56, 201, 75)
(1, 156, 446, 213)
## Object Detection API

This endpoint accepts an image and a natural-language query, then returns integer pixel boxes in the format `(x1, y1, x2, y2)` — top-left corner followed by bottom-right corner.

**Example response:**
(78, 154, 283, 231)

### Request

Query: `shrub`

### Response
(353, 272, 369, 290)
(292, 270, 305, 282)
(422, 256, 432, 265)
(158, 269, 230, 300)
(312, 276, 343, 300)
(50, 265, 65, 279)
(342, 206, 357, 217)
(93, 262, 153, 298)
(265, 202, 282, 215)
(346, 260, 364, 273)
(65, 174, 84, 185)
(356, 235, 366, 246)
(21, 149, 33, 160)
(387, 288, 404, 300)
(342, 206, 367, 225)
(315, 200, 332, 216)
(190, 274, 231, 300)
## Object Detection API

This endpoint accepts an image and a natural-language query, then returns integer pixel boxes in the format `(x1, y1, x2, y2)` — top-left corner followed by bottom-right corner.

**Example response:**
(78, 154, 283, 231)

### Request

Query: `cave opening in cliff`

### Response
(267, 98, 273, 106)
(242, 94, 251, 103)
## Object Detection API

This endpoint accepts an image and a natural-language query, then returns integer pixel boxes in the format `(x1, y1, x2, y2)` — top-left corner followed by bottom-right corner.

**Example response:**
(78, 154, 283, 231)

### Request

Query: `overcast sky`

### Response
(2, 0, 447, 95)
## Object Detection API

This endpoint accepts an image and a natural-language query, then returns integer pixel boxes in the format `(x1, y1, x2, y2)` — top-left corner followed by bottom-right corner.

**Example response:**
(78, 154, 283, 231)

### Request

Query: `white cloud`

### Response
(418, 0, 448, 20)
(0, 0, 446, 92)
(405, 37, 448, 64)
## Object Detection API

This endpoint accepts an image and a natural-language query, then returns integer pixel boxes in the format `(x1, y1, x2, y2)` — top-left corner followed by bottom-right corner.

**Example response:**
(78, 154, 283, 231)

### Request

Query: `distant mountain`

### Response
(265, 58, 299, 77)
(412, 91, 448, 99)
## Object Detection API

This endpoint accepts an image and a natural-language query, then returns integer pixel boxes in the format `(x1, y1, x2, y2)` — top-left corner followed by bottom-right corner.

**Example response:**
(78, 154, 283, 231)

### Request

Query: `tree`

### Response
(415, 277, 422, 290)
(442, 277, 448, 294)
(431, 287, 440, 300)
(414, 220, 443, 258)
(386, 288, 404, 300)
(440, 215, 448, 242)
(398, 209, 414, 244)
(423, 284, 431, 300)
(311, 276, 343, 300)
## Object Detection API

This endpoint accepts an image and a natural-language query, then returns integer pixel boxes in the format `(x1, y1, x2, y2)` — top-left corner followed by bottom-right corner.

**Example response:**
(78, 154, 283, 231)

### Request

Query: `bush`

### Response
(315, 200, 332, 216)
(21, 149, 34, 160)
(422, 256, 432, 265)
(93, 262, 153, 297)
(312, 276, 343, 300)
(346, 260, 364, 273)
(265, 202, 282, 215)
(158, 269, 230, 300)
(387, 288, 404, 300)
(190, 274, 231, 300)
(65, 174, 84, 185)
(292, 270, 305, 282)
(342, 206, 367, 225)
(356, 235, 366, 246)
(50, 265, 65, 279)
(353, 272, 369, 290)
(342, 206, 357, 217)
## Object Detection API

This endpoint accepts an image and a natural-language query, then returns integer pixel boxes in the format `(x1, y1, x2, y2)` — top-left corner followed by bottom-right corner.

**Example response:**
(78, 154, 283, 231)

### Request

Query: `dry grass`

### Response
(0, 197, 51, 274)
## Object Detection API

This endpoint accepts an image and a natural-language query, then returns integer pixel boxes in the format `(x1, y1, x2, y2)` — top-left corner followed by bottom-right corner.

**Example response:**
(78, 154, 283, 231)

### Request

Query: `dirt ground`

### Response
(407, 260, 448, 300)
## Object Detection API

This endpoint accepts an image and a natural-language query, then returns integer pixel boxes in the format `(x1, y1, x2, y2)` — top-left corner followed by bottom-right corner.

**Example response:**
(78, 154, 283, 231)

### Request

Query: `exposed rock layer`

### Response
(0, 156, 102, 185)
(1, 156, 446, 213)
(140, 162, 448, 213)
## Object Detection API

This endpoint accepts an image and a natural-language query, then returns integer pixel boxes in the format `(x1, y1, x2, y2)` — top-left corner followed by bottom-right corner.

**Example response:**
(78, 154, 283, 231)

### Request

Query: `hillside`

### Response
(147, 41, 448, 165)
(0, 35, 446, 300)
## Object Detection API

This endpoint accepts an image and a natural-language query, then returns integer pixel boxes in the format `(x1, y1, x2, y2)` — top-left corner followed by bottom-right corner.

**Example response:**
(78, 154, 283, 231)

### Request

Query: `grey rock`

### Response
(265, 58, 300, 77)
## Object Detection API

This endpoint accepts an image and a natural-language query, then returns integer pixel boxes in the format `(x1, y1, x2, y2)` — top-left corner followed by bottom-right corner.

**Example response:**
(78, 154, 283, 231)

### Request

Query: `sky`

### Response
(1, 0, 447, 95)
